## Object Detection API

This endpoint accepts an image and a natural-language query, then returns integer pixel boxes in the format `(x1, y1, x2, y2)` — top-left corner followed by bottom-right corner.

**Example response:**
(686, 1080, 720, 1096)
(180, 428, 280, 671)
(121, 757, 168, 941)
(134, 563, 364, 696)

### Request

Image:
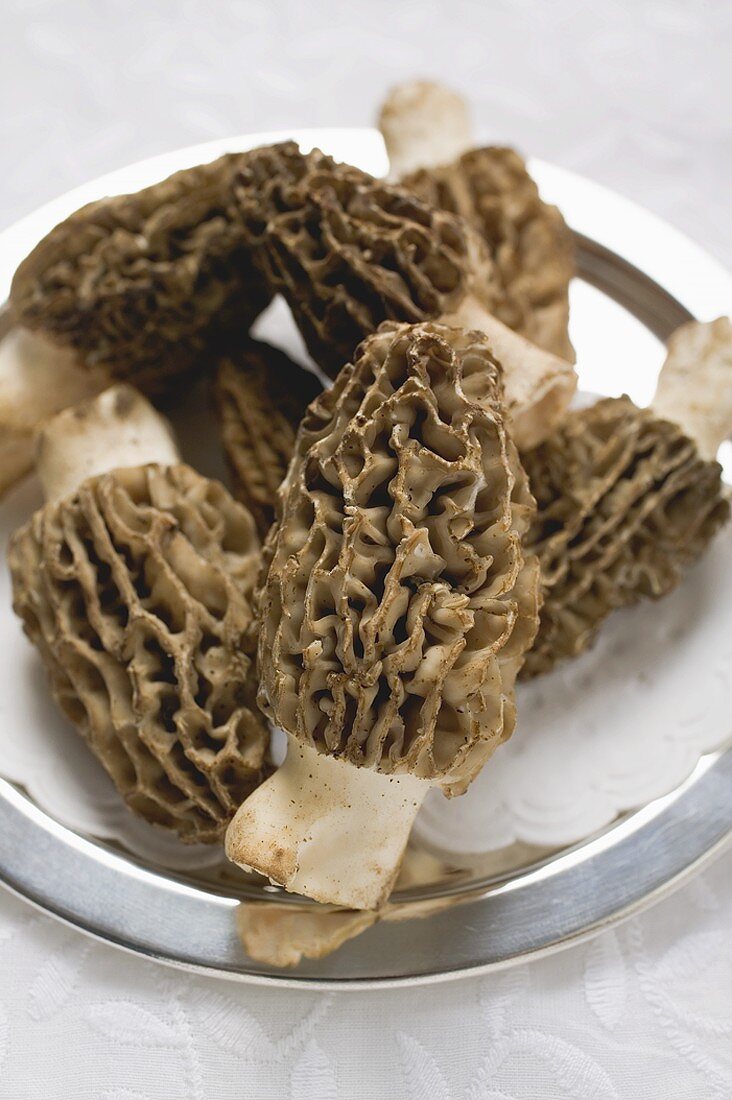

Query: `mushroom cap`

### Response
(232, 142, 501, 378)
(258, 321, 540, 792)
(9, 463, 270, 842)
(10, 154, 271, 395)
(212, 340, 322, 538)
(400, 147, 575, 361)
(522, 396, 730, 678)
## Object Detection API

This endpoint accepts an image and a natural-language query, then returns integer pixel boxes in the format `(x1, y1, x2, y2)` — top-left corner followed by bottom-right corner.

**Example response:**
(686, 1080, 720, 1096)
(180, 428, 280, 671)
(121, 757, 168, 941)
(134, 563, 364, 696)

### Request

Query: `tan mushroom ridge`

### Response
(10, 153, 271, 395)
(379, 79, 575, 362)
(9, 385, 270, 842)
(226, 322, 541, 909)
(522, 318, 732, 678)
(232, 141, 576, 449)
(212, 339, 322, 539)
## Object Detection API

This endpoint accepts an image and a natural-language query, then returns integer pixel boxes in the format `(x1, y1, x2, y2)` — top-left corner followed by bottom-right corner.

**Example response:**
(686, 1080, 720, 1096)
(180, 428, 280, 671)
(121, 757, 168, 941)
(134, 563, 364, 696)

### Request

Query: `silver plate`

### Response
(0, 127, 731, 989)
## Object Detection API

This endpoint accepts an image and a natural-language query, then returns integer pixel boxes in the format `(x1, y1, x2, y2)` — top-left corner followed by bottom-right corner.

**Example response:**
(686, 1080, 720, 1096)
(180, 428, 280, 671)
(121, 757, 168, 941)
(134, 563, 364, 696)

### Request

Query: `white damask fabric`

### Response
(1, 2, 731, 1098)
(1, 849, 731, 1098)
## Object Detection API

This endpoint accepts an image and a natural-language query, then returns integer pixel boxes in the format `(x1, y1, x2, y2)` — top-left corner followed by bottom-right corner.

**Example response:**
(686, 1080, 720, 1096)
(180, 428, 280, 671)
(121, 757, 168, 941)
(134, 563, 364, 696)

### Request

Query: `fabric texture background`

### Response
(1, 2, 731, 1097)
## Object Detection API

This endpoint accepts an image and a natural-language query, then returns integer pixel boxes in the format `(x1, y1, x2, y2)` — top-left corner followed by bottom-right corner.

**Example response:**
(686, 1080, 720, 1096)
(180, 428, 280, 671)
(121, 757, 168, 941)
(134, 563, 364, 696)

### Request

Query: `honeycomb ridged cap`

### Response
(213, 340, 322, 538)
(9, 463, 270, 842)
(522, 396, 730, 678)
(400, 148, 575, 362)
(232, 142, 501, 378)
(258, 320, 540, 791)
(11, 153, 271, 394)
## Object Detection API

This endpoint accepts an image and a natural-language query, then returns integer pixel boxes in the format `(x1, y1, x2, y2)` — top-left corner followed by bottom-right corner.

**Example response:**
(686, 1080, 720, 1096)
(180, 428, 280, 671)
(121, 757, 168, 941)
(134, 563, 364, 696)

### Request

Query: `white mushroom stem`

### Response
(0, 319, 107, 499)
(36, 383, 180, 503)
(442, 299, 577, 450)
(651, 317, 732, 459)
(379, 80, 473, 179)
(226, 736, 431, 910)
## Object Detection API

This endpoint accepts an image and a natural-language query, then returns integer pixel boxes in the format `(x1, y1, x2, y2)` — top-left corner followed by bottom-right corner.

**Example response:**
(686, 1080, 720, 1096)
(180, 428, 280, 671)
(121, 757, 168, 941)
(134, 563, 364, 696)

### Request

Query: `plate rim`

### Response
(1, 125, 731, 987)
(1, 750, 730, 990)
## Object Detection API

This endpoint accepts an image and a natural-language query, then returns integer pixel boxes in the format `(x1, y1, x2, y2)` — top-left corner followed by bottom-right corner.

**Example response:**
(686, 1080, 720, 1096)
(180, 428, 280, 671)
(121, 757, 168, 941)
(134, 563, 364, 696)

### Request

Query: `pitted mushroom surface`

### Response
(231, 141, 576, 449)
(226, 321, 540, 908)
(232, 142, 500, 376)
(379, 80, 575, 361)
(9, 386, 271, 842)
(522, 395, 729, 678)
(11, 154, 271, 394)
(522, 318, 732, 678)
(213, 340, 322, 538)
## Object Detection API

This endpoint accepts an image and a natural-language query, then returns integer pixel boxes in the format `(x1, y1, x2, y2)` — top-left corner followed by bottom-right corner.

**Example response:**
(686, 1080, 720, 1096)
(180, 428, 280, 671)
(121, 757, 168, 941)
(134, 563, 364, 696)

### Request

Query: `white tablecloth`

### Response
(1, 2, 731, 1096)
(1, 852, 731, 1098)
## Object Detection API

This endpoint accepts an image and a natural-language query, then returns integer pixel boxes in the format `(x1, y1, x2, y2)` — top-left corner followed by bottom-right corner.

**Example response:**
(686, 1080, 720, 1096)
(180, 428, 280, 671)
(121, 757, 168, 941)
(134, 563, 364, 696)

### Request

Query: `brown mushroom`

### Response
(232, 141, 576, 449)
(10, 154, 271, 395)
(8, 385, 270, 843)
(225, 322, 541, 908)
(379, 80, 575, 361)
(522, 318, 732, 678)
(212, 340, 322, 538)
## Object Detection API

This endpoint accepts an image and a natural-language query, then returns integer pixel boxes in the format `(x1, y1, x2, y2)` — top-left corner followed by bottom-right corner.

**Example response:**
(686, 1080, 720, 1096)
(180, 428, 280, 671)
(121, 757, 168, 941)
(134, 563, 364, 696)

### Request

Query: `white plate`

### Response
(0, 127, 730, 986)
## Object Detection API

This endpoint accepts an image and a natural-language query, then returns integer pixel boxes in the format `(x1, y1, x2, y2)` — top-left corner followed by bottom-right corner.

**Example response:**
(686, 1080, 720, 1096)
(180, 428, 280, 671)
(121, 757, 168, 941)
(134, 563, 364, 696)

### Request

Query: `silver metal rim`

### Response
(0, 127, 730, 988)
(1, 752, 730, 989)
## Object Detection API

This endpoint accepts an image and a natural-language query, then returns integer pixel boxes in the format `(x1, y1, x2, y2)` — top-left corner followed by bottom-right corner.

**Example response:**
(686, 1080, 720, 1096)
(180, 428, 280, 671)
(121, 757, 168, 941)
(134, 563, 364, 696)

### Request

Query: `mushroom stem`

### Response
(226, 736, 431, 910)
(0, 317, 106, 499)
(379, 80, 473, 178)
(36, 383, 180, 503)
(442, 297, 577, 450)
(651, 318, 732, 459)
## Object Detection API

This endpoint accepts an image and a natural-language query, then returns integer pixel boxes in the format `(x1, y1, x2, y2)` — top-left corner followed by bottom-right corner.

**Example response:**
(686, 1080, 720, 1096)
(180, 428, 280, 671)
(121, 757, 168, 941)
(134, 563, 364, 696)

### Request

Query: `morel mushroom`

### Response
(232, 141, 576, 449)
(9, 385, 270, 842)
(10, 154, 271, 395)
(212, 340, 322, 537)
(0, 314, 106, 499)
(522, 318, 732, 678)
(379, 80, 575, 362)
(225, 322, 541, 908)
